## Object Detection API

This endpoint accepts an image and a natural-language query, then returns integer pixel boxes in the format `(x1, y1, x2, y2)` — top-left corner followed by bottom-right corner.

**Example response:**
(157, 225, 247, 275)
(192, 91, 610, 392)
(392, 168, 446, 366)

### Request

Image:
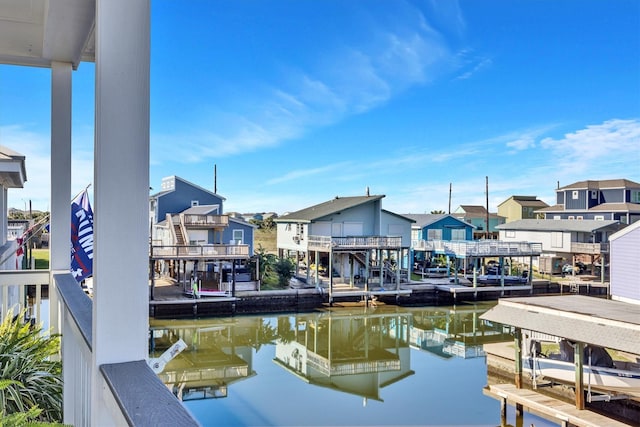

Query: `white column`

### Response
(50, 61, 73, 344)
(51, 60, 73, 420)
(92, 0, 150, 423)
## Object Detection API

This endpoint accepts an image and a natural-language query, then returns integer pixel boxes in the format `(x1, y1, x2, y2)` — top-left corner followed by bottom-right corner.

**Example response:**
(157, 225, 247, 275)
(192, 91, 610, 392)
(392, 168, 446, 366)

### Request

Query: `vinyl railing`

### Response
(412, 240, 543, 257)
(307, 235, 403, 250)
(0, 270, 198, 426)
(181, 213, 229, 228)
(151, 243, 250, 259)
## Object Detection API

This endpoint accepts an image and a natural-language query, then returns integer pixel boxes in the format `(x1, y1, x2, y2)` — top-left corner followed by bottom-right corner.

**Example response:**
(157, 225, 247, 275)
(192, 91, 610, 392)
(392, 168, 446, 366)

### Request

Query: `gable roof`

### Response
(558, 179, 640, 191)
(498, 195, 549, 208)
(496, 219, 620, 233)
(181, 205, 220, 215)
(535, 202, 640, 213)
(454, 205, 502, 219)
(150, 175, 226, 201)
(381, 209, 416, 223)
(609, 220, 640, 241)
(402, 214, 475, 229)
(276, 195, 385, 223)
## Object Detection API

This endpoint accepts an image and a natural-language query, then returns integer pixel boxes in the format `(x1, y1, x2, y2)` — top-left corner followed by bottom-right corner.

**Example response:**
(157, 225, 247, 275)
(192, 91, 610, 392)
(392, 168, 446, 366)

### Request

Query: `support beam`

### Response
(574, 341, 585, 409)
(92, 0, 150, 424)
(514, 328, 523, 388)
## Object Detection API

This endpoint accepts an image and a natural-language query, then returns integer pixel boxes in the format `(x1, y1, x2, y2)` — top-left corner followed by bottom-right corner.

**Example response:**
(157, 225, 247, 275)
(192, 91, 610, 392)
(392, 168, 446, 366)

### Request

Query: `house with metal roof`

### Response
(496, 219, 621, 276)
(609, 220, 640, 304)
(536, 179, 640, 224)
(453, 205, 505, 239)
(497, 195, 548, 223)
(275, 194, 414, 301)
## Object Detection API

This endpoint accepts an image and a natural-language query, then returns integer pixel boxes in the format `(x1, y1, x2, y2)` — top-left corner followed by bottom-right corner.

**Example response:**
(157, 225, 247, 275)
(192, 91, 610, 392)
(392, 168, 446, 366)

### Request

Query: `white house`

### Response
(609, 221, 640, 304)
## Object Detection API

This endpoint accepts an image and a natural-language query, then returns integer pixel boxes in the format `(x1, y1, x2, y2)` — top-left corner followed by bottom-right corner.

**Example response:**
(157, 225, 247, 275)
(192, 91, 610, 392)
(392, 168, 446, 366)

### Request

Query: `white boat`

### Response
(524, 341, 640, 396)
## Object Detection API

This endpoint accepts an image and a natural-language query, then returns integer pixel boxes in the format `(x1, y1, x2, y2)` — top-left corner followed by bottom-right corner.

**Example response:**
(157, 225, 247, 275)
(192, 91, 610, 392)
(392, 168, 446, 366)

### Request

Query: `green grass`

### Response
(32, 249, 50, 269)
(254, 228, 277, 255)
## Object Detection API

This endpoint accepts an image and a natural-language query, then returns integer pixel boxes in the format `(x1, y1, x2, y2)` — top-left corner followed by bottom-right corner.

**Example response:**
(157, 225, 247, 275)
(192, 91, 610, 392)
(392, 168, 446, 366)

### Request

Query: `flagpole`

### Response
(71, 183, 92, 202)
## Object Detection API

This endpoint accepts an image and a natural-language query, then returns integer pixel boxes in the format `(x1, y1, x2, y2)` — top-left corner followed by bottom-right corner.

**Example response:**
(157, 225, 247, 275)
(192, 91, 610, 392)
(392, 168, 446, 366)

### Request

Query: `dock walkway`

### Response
(484, 383, 633, 427)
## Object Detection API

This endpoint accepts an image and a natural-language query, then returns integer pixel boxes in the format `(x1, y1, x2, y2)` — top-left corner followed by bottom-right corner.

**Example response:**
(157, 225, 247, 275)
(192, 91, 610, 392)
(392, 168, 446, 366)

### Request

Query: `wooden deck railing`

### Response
(307, 235, 403, 250)
(181, 213, 229, 228)
(570, 242, 608, 254)
(151, 244, 250, 259)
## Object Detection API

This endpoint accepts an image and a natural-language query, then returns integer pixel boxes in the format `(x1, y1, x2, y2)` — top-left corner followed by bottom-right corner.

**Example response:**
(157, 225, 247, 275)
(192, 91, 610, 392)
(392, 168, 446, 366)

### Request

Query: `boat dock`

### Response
(484, 383, 633, 427)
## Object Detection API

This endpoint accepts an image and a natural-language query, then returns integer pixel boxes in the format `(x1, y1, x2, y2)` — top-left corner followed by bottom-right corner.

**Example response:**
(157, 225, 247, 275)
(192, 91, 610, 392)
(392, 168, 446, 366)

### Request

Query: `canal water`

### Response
(150, 303, 556, 427)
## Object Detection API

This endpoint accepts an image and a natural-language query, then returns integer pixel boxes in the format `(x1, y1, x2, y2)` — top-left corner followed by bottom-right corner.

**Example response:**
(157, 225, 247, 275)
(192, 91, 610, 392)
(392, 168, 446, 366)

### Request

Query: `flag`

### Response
(71, 189, 94, 282)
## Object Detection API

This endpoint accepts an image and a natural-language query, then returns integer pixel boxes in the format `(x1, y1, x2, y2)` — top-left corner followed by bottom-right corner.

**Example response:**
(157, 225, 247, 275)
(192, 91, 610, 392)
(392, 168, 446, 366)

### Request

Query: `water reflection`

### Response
(150, 304, 509, 403)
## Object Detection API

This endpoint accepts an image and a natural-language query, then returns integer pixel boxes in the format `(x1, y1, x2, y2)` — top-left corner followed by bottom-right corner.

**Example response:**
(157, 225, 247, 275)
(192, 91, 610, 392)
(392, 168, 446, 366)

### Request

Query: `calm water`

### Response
(150, 303, 555, 427)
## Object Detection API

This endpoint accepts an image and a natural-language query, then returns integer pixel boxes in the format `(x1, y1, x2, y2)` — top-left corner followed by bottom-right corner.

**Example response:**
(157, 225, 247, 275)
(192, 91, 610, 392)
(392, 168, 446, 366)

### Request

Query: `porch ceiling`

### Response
(0, 0, 95, 69)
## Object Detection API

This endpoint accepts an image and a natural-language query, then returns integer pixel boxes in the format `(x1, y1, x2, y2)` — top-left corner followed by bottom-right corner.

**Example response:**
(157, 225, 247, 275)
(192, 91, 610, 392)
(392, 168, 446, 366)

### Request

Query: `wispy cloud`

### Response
(266, 162, 352, 185)
(455, 57, 492, 81)
(152, 3, 462, 165)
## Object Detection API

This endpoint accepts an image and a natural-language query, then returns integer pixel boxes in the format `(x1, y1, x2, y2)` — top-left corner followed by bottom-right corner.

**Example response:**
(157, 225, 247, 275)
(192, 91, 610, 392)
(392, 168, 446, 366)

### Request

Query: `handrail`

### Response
(181, 213, 229, 227)
(307, 235, 403, 249)
(413, 240, 543, 257)
(151, 244, 250, 258)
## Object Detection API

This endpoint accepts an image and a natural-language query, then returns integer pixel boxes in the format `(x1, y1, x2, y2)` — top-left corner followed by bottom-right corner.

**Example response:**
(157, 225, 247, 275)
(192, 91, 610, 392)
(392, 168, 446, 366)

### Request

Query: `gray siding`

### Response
(564, 189, 587, 210)
(610, 226, 640, 302)
(223, 221, 254, 255)
(156, 178, 223, 222)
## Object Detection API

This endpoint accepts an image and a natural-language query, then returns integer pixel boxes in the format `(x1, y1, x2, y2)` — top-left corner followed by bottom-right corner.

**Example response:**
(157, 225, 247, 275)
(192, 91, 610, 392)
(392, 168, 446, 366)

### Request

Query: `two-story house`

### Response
(149, 176, 255, 295)
(536, 179, 640, 224)
(496, 219, 621, 276)
(453, 205, 505, 239)
(497, 196, 548, 223)
(275, 194, 414, 300)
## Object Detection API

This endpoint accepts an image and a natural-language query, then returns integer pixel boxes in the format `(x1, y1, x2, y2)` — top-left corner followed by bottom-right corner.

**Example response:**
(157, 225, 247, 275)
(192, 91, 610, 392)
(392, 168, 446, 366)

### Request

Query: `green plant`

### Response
(273, 258, 295, 287)
(0, 310, 62, 423)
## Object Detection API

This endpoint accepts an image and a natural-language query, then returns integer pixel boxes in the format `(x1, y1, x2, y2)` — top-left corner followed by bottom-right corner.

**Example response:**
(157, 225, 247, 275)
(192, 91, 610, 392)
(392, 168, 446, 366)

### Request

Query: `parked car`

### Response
(561, 262, 585, 275)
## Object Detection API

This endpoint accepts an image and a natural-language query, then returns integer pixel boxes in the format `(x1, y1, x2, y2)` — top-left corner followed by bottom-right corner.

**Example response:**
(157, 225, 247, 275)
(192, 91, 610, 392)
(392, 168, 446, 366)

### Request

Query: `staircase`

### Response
(173, 224, 186, 245)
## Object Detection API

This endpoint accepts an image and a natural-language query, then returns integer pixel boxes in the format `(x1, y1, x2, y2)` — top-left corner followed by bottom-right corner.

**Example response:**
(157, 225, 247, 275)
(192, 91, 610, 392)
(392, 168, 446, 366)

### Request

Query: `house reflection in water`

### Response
(273, 310, 414, 402)
(149, 317, 269, 401)
(410, 305, 511, 359)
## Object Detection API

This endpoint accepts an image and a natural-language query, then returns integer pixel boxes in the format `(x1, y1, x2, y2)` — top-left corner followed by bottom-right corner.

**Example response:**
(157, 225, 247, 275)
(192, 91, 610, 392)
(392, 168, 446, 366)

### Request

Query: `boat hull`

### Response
(524, 356, 640, 395)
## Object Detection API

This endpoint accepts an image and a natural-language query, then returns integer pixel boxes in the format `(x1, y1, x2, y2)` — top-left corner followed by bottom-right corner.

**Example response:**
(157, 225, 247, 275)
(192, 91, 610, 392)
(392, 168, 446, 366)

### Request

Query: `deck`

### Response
(484, 383, 632, 427)
(412, 239, 542, 258)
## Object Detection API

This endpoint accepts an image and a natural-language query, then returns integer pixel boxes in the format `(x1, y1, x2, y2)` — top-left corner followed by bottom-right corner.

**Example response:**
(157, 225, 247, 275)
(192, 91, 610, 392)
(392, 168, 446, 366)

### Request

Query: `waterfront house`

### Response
(453, 205, 505, 239)
(402, 214, 474, 268)
(609, 220, 640, 304)
(536, 179, 640, 224)
(497, 195, 548, 223)
(496, 219, 621, 275)
(275, 194, 414, 299)
(150, 175, 255, 294)
(0, 2, 198, 425)
(0, 146, 27, 314)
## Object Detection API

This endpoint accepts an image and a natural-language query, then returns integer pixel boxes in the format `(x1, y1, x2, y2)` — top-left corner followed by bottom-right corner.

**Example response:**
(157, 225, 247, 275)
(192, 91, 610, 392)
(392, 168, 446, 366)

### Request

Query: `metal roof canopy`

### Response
(481, 295, 640, 355)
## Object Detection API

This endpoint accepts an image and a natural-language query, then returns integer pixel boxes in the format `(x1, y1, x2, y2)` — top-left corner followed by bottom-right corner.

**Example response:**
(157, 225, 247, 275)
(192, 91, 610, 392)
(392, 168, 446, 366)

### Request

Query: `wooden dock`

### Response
(484, 383, 633, 427)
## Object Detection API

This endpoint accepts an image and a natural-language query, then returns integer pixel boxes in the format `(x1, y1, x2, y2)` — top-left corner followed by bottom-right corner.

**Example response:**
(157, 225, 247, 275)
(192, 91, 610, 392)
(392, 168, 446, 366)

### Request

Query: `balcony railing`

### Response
(0, 271, 198, 426)
(180, 213, 229, 228)
(307, 235, 403, 250)
(412, 240, 543, 257)
(570, 242, 609, 254)
(151, 244, 250, 259)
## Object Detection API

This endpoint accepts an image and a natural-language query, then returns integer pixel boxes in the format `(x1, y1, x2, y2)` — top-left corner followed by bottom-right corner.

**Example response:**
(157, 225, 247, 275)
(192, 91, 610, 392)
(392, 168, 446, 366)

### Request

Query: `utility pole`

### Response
(448, 183, 452, 214)
(485, 177, 490, 240)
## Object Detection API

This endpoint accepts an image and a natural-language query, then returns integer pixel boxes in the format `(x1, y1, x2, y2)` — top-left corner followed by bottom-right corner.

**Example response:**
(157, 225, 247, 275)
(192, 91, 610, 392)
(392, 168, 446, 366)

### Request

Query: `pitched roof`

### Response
(382, 209, 416, 223)
(150, 175, 227, 201)
(609, 220, 640, 241)
(181, 205, 220, 215)
(276, 195, 385, 222)
(496, 219, 620, 233)
(558, 179, 640, 190)
(498, 195, 549, 208)
(402, 213, 474, 229)
(536, 202, 640, 213)
(457, 205, 488, 215)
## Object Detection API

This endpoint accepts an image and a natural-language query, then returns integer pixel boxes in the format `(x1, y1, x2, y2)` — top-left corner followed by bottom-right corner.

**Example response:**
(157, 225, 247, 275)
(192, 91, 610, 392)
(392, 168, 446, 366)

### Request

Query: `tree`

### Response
(252, 244, 277, 282)
(0, 310, 62, 423)
(430, 209, 446, 214)
(273, 258, 295, 287)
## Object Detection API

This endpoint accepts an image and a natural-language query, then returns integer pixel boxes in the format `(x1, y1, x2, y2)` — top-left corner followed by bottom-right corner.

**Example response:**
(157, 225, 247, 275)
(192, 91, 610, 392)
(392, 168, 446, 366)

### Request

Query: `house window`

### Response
(591, 190, 597, 199)
(506, 230, 515, 238)
(191, 200, 199, 207)
(567, 216, 575, 220)
(232, 229, 244, 244)
(427, 229, 442, 240)
(572, 191, 579, 200)
(632, 190, 640, 203)
(553, 216, 561, 220)
(551, 232, 563, 248)
(594, 215, 604, 221)
(296, 223, 304, 236)
(285, 224, 291, 231)
(451, 229, 465, 240)
(576, 216, 583, 220)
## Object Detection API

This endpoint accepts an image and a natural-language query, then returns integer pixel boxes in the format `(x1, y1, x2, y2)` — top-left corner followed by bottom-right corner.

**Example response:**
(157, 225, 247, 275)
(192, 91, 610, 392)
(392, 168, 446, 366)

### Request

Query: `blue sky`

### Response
(1, 0, 639, 215)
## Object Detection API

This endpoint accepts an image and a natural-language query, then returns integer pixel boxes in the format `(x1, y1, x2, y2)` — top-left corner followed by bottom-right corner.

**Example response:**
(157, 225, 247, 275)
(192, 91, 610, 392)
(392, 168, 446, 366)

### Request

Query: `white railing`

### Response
(307, 235, 403, 250)
(1, 270, 198, 426)
(151, 244, 250, 259)
(181, 213, 229, 228)
(412, 240, 543, 257)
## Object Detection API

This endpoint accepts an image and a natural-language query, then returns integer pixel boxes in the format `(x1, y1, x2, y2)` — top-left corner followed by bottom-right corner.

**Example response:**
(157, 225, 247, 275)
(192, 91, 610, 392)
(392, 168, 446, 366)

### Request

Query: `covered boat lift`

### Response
(481, 295, 640, 425)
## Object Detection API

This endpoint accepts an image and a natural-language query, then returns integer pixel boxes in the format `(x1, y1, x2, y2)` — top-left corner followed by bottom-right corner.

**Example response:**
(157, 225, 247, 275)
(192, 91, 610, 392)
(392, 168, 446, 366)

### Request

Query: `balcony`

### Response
(412, 240, 543, 258)
(307, 235, 403, 251)
(151, 244, 250, 260)
(570, 242, 609, 254)
(181, 213, 229, 229)
(0, 270, 198, 426)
